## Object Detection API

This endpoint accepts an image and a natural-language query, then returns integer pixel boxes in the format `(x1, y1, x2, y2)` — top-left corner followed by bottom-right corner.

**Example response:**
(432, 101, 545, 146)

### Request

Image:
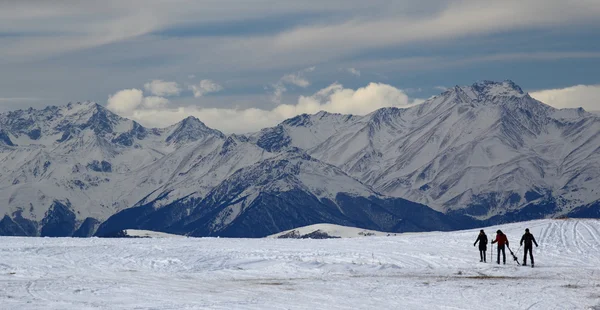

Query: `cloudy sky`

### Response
(1, 0, 599, 133)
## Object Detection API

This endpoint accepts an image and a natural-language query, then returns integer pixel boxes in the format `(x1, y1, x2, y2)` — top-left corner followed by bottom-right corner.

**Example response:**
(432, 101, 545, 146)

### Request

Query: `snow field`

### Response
(268, 223, 397, 238)
(0, 219, 599, 309)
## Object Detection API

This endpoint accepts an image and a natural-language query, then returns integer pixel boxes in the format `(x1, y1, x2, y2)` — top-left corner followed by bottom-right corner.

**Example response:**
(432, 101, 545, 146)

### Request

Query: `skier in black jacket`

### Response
(473, 229, 488, 262)
(520, 228, 539, 267)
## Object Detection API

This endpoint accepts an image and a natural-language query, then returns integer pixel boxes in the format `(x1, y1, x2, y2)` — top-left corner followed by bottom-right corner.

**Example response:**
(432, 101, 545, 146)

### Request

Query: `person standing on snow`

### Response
(473, 229, 488, 262)
(520, 228, 539, 267)
(491, 230, 509, 264)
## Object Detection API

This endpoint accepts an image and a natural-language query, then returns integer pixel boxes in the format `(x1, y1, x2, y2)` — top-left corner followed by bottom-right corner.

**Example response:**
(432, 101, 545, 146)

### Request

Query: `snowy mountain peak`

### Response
(0, 100, 137, 147)
(282, 111, 350, 128)
(67, 100, 103, 111)
(472, 80, 524, 95)
(75, 103, 127, 134)
(368, 107, 403, 123)
(63, 101, 120, 123)
(180, 115, 204, 125)
(165, 116, 225, 145)
(435, 80, 528, 107)
(283, 114, 314, 127)
(460, 80, 527, 101)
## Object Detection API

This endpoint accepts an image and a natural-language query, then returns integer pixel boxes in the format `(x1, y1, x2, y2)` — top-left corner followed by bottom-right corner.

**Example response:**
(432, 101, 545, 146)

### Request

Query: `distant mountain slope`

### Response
(253, 81, 600, 221)
(97, 150, 478, 237)
(0, 102, 234, 236)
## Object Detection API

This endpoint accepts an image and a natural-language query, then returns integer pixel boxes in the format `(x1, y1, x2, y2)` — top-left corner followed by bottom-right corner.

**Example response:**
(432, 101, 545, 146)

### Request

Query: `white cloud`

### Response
(3, 1, 600, 110)
(270, 67, 315, 103)
(142, 96, 170, 109)
(270, 84, 287, 104)
(271, 1, 600, 58)
(530, 84, 600, 111)
(346, 68, 361, 77)
(189, 80, 223, 98)
(2, 1, 600, 71)
(296, 82, 415, 115)
(434, 86, 448, 91)
(281, 74, 310, 88)
(107, 89, 144, 114)
(144, 80, 181, 96)
(108, 82, 421, 133)
(107, 89, 170, 115)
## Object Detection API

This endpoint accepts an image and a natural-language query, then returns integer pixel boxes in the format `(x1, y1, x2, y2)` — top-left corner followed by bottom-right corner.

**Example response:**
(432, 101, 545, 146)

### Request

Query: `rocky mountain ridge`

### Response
(1, 80, 598, 237)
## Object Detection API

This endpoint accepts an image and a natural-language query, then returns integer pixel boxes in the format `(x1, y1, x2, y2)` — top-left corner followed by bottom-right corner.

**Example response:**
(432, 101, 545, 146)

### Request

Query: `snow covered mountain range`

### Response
(1, 81, 599, 237)
(250, 81, 600, 220)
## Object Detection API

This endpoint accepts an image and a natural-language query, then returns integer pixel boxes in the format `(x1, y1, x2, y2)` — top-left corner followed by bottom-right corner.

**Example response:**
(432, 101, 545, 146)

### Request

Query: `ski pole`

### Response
(515, 245, 522, 265)
(490, 240, 493, 263)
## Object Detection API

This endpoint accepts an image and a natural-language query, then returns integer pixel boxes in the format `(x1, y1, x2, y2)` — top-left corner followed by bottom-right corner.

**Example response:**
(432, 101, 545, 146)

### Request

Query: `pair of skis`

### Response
(507, 245, 520, 266)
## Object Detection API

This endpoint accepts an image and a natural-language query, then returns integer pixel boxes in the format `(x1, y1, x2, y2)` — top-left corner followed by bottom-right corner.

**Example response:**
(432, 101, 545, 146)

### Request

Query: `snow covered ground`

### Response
(122, 230, 186, 239)
(1, 219, 599, 309)
(269, 223, 398, 238)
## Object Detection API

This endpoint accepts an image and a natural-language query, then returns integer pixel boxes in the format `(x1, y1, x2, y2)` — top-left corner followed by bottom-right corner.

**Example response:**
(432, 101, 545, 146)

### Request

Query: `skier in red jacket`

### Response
(491, 230, 509, 264)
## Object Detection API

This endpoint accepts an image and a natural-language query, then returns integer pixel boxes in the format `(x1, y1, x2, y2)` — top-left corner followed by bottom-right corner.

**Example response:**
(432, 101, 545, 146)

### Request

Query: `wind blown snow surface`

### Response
(1, 219, 599, 309)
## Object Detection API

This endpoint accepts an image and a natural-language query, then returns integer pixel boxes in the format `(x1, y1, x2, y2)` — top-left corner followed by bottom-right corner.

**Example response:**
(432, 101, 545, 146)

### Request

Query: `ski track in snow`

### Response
(1, 219, 600, 309)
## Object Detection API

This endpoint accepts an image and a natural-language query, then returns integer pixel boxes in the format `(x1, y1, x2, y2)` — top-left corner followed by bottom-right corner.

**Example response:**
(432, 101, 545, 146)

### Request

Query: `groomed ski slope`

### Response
(1, 219, 599, 309)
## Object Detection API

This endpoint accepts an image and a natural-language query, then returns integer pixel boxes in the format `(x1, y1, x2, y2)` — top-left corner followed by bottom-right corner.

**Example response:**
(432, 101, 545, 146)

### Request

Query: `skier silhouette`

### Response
(520, 228, 538, 267)
(491, 230, 509, 264)
(473, 229, 488, 262)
